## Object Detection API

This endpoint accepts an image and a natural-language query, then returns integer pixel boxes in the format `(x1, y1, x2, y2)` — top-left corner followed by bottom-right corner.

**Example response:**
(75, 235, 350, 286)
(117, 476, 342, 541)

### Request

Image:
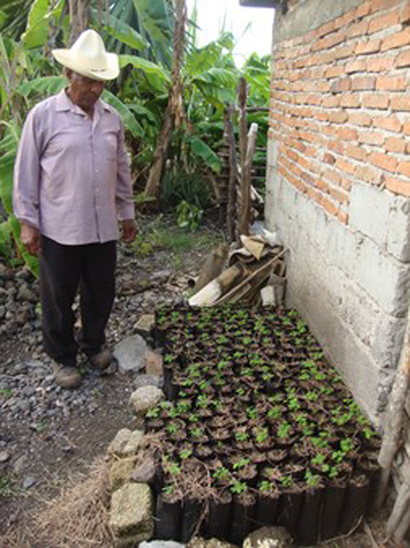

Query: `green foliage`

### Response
(176, 200, 203, 231)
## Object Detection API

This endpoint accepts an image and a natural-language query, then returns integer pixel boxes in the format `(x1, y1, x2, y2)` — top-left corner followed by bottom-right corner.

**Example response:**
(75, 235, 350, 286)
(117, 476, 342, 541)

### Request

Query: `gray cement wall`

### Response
(266, 139, 410, 422)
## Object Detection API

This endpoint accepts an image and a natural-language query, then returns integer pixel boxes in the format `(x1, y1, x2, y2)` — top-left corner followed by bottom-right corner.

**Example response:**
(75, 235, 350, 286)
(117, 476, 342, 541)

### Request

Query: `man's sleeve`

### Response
(116, 119, 135, 221)
(13, 108, 42, 229)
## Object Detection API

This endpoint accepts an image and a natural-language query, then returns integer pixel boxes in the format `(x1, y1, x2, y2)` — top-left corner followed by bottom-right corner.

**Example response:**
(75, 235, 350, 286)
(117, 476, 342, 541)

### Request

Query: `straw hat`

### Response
(52, 29, 119, 81)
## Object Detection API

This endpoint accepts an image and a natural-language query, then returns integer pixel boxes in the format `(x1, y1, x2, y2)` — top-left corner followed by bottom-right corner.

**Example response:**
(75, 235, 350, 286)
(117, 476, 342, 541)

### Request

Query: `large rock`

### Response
(243, 527, 295, 548)
(109, 428, 144, 458)
(109, 482, 154, 546)
(131, 454, 156, 483)
(114, 335, 148, 373)
(134, 374, 163, 390)
(129, 386, 163, 415)
(109, 458, 136, 491)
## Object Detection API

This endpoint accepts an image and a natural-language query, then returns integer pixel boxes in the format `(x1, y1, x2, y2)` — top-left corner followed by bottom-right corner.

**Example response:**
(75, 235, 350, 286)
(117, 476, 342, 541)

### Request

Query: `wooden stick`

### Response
(213, 249, 287, 306)
(377, 304, 410, 510)
(387, 482, 410, 537)
(394, 493, 410, 543)
(224, 106, 238, 242)
(239, 123, 258, 237)
(363, 521, 380, 548)
(375, 468, 391, 510)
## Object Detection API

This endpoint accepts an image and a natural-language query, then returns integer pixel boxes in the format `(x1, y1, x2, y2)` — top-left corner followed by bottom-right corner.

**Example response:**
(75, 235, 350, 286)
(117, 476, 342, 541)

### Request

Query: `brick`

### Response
(385, 177, 410, 197)
(404, 121, 410, 135)
(320, 195, 338, 216)
(336, 158, 355, 175)
(401, 4, 410, 24)
(381, 29, 410, 52)
(397, 162, 410, 178)
(328, 140, 344, 154)
(373, 115, 402, 132)
(337, 210, 349, 224)
(368, 12, 400, 34)
(396, 50, 410, 68)
(362, 93, 389, 109)
(351, 76, 376, 91)
(391, 96, 410, 112)
(355, 40, 381, 55)
(376, 76, 406, 91)
(315, 179, 330, 193)
(349, 111, 372, 127)
(385, 137, 406, 154)
(336, 9, 356, 28)
(331, 77, 351, 93)
(315, 111, 330, 122)
(306, 186, 322, 203)
(369, 151, 398, 173)
(345, 145, 367, 162)
(366, 57, 395, 72)
(371, 0, 401, 12)
(317, 21, 335, 38)
(340, 94, 361, 108)
(329, 187, 350, 204)
(329, 110, 348, 124)
(347, 21, 369, 38)
(355, 164, 382, 185)
(358, 130, 384, 146)
(340, 177, 352, 191)
(356, 3, 371, 19)
(337, 127, 358, 141)
(322, 96, 340, 108)
(335, 43, 357, 60)
(323, 168, 341, 185)
(325, 65, 345, 78)
(345, 59, 367, 73)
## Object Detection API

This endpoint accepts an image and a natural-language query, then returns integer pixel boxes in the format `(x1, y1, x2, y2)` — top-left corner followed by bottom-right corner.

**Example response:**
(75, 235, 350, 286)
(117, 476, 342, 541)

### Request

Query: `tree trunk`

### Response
(68, 0, 91, 44)
(144, 0, 187, 198)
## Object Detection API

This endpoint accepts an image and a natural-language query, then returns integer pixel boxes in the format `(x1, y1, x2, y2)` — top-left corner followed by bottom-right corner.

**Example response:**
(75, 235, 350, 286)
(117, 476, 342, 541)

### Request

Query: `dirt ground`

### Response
(0, 215, 405, 548)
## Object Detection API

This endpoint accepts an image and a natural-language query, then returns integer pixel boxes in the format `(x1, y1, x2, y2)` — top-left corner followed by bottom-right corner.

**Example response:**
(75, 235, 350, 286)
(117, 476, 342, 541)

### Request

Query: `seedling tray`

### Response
(146, 306, 381, 545)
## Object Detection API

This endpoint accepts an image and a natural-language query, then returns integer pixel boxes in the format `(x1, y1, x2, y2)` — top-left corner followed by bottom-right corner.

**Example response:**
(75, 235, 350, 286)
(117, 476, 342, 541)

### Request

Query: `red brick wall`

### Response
(269, 0, 410, 226)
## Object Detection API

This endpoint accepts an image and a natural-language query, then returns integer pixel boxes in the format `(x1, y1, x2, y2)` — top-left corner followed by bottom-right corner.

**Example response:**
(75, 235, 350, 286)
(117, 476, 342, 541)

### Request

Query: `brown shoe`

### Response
(51, 362, 82, 389)
(89, 349, 117, 375)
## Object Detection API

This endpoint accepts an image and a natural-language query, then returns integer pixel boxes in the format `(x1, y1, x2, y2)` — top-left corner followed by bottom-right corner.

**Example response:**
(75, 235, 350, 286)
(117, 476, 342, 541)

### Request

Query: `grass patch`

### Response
(0, 388, 13, 399)
(0, 471, 17, 498)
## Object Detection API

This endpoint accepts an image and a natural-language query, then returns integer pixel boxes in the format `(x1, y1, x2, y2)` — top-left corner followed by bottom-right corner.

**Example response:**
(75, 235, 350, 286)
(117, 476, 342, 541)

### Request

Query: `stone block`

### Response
(129, 386, 163, 415)
(387, 195, 410, 262)
(354, 237, 410, 316)
(134, 314, 155, 338)
(350, 182, 391, 246)
(109, 483, 154, 545)
(109, 458, 136, 491)
(243, 527, 295, 548)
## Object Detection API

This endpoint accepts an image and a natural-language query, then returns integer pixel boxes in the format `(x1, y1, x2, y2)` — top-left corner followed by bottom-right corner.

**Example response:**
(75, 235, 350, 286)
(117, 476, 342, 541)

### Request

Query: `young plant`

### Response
(233, 458, 250, 470)
(230, 480, 248, 494)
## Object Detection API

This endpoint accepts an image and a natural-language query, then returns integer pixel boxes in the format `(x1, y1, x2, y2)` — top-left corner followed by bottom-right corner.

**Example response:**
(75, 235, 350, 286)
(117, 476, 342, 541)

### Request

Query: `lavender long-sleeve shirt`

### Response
(13, 89, 135, 245)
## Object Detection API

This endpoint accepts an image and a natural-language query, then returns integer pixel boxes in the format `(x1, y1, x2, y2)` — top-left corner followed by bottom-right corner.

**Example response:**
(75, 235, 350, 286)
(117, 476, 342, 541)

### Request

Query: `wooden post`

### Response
(224, 105, 238, 242)
(376, 301, 410, 519)
(237, 78, 248, 239)
(238, 123, 258, 237)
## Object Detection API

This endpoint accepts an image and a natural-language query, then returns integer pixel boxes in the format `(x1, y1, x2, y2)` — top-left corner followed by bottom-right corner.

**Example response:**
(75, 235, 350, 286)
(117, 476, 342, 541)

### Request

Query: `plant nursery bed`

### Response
(145, 306, 381, 545)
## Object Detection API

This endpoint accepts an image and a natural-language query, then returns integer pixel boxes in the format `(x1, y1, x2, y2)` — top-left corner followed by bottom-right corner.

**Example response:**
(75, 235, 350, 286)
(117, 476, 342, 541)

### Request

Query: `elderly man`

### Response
(13, 29, 137, 389)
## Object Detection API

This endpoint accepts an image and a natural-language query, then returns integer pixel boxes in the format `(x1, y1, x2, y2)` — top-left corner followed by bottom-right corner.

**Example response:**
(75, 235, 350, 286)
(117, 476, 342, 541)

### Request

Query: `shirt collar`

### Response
(55, 88, 110, 115)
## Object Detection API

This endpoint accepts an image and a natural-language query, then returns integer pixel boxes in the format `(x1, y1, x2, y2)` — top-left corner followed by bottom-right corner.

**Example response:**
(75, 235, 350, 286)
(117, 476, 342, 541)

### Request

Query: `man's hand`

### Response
(121, 219, 138, 243)
(20, 223, 41, 256)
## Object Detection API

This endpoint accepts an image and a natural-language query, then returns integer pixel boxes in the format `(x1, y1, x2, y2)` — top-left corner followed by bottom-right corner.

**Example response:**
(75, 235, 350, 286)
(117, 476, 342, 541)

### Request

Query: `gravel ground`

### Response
(0, 217, 222, 540)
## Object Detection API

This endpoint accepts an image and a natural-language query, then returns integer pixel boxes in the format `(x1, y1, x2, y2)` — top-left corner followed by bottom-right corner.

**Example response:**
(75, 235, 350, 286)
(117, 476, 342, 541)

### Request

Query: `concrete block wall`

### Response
(266, 0, 410, 421)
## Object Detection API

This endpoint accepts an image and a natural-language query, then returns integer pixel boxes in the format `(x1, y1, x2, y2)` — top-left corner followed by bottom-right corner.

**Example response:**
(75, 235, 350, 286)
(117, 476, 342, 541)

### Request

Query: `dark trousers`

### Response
(39, 235, 116, 367)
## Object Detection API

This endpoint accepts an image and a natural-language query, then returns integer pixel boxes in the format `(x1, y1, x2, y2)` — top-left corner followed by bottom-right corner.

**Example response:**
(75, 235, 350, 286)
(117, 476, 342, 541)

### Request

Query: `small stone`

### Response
(129, 386, 163, 415)
(140, 542, 185, 548)
(0, 450, 10, 463)
(114, 335, 148, 373)
(134, 314, 155, 338)
(188, 539, 233, 548)
(109, 483, 154, 544)
(109, 428, 144, 458)
(22, 476, 37, 490)
(134, 374, 163, 390)
(151, 270, 172, 283)
(144, 351, 163, 377)
(13, 454, 28, 471)
(243, 527, 295, 548)
(130, 455, 155, 484)
(109, 458, 136, 491)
